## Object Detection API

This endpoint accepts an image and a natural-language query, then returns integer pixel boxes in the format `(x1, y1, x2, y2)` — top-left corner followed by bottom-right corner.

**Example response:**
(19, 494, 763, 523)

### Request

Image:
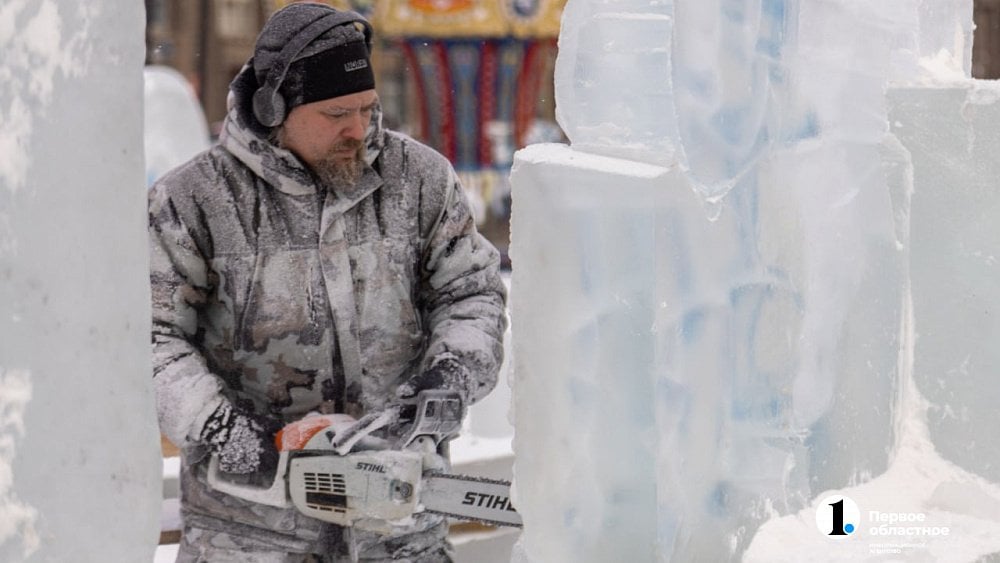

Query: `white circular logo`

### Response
(815, 495, 860, 538)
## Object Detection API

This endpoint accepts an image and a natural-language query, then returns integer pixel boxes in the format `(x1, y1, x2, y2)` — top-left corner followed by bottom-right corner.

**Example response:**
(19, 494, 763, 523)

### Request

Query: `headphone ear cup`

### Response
(253, 86, 285, 128)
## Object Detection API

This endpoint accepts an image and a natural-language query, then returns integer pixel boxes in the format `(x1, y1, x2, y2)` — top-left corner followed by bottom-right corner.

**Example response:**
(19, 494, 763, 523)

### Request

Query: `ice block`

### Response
(742, 81, 1000, 563)
(510, 133, 906, 560)
(892, 84, 1000, 484)
(0, 2, 162, 561)
(510, 1, 926, 561)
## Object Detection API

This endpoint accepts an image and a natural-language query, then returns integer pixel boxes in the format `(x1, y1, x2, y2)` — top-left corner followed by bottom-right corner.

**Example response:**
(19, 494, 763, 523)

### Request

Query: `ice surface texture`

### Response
(742, 81, 1000, 563)
(893, 85, 1000, 484)
(554, 0, 974, 181)
(554, 0, 679, 167)
(510, 138, 905, 561)
(0, 2, 162, 561)
(511, 0, 983, 561)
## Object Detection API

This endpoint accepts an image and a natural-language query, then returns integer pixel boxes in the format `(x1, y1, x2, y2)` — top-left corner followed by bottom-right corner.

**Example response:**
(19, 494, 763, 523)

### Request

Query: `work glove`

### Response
(395, 357, 470, 401)
(200, 399, 280, 476)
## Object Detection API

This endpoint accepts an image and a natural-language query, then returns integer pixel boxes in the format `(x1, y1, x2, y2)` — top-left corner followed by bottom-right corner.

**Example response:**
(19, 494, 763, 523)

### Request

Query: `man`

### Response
(148, 4, 507, 561)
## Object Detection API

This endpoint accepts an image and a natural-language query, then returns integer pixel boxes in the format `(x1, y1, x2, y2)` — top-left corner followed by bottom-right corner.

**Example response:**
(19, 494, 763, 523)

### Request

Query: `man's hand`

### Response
(395, 357, 470, 400)
(200, 399, 280, 476)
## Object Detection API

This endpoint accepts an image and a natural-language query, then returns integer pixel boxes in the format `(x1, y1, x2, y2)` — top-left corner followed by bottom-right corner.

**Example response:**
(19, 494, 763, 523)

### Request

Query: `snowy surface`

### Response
(154, 544, 179, 563)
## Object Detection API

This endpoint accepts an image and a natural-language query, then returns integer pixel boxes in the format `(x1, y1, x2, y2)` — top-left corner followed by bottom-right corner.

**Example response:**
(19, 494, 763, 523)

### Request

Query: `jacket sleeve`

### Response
(418, 167, 508, 405)
(148, 185, 225, 447)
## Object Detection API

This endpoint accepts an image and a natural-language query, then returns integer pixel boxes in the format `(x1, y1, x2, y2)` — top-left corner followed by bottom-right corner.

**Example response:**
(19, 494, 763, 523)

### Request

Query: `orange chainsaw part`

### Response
(275, 417, 333, 452)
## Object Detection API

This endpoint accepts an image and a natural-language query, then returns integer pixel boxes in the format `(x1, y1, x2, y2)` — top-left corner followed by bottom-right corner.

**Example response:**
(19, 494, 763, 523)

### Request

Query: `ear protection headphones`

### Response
(252, 10, 373, 128)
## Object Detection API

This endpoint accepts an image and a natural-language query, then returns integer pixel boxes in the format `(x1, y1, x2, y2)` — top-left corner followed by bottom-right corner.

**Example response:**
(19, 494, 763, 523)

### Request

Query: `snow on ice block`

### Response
(509, 141, 906, 561)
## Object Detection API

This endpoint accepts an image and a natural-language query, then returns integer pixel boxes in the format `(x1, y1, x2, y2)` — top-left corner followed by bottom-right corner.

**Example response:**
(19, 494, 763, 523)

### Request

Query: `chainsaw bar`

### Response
(421, 472, 522, 528)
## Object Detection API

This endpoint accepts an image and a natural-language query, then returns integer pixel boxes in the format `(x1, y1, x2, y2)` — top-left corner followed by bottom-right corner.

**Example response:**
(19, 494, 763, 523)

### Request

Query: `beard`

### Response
(273, 127, 366, 188)
(313, 140, 366, 188)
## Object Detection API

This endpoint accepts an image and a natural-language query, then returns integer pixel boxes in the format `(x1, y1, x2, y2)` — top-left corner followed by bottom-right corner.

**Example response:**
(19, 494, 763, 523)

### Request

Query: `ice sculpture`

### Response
(553, 0, 677, 166)
(143, 65, 211, 187)
(510, 0, 999, 561)
(0, 2, 161, 561)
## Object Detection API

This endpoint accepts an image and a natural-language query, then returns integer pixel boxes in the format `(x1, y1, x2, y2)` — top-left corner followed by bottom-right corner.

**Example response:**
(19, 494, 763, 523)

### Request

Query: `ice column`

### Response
(511, 1, 920, 561)
(895, 84, 1000, 490)
(0, 2, 161, 561)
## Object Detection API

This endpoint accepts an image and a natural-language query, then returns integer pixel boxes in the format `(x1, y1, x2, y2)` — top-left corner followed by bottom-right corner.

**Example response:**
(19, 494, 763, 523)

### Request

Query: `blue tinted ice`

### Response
(512, 0, 995, 561)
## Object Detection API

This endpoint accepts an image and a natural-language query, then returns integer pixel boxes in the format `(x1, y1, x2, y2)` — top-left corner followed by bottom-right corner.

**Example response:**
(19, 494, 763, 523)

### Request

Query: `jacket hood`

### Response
(218, 61, 386, 196)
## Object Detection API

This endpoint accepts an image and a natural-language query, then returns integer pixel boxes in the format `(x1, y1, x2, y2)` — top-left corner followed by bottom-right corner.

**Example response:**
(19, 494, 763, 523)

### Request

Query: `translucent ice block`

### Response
(509, 141, 906, 561)
(891, 83, 1000, 484)
(510, 148, 669, 563)
(741, 79, 1000, 563)
(513, 0, 984, 561)
(554, 0, 678, 166)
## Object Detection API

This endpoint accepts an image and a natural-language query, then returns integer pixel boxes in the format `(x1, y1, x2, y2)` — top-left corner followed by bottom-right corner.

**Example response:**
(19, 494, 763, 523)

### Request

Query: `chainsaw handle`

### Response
(206, 450, 292, 508)
(395, 390, 464, 450)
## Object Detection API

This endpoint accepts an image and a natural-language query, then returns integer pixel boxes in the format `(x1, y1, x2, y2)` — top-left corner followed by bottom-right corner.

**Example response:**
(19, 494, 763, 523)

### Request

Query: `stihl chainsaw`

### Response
(207, 390, 521, 533)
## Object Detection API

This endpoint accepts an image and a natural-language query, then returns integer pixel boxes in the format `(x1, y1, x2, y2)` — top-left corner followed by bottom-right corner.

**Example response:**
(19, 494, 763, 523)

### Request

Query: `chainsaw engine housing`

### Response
(287, 449, 424, 533)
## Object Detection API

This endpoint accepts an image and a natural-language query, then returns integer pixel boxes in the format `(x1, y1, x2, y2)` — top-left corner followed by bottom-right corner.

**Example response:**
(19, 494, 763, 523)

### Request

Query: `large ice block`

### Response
(514, 1, 915, 561)
(0, 2, 161, 561)
(514, 0, 998, 560)
(509, 140, 905, 561)
(892, 84, 1000, 484)
(742, 81, 1000, 563)
(510, 148, 671, 563)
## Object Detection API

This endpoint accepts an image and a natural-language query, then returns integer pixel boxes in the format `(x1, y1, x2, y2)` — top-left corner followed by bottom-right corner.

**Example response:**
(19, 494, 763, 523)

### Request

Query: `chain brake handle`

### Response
(395, 389, 464, 451)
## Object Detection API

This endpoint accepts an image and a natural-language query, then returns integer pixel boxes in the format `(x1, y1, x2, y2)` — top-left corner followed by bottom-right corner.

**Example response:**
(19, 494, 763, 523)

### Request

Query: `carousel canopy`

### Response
(274, 0, 565, 38)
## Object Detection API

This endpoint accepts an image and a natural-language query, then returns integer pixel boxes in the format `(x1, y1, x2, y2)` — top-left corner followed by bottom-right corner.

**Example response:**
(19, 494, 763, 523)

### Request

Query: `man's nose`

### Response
(342, 112, 367, 140)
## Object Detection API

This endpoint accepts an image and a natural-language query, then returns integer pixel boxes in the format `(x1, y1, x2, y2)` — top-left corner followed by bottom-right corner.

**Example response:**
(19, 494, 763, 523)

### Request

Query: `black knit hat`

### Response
(251, 3, 375, 126)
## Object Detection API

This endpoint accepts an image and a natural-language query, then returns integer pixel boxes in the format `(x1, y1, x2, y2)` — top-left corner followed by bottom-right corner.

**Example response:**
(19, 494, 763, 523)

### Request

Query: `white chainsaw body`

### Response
(207, 391, 489, 533)
(287, 447, 424, 532)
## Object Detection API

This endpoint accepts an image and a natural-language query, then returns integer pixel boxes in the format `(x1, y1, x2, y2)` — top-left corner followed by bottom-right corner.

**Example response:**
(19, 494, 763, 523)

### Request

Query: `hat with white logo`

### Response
(250, 3, 376, 126)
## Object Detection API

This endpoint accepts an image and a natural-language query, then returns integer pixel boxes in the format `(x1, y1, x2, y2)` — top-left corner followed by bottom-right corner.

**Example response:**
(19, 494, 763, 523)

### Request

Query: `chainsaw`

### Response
(207, 390, 521, 533)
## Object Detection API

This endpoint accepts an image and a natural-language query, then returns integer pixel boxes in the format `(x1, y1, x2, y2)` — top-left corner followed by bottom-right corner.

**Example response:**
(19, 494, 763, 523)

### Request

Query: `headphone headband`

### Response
(253, 10, 373, 127)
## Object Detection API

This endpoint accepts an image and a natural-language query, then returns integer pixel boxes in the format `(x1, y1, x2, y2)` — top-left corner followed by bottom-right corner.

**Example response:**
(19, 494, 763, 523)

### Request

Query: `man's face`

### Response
(277, 89, 378, 186)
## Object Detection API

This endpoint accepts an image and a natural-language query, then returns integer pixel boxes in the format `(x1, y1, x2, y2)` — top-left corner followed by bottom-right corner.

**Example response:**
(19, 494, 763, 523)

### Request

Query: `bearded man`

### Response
(148, 4, 506, 561)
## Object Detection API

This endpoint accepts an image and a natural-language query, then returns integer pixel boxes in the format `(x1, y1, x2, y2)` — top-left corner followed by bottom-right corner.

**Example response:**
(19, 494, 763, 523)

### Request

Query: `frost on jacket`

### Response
(148, 96, 507, 451)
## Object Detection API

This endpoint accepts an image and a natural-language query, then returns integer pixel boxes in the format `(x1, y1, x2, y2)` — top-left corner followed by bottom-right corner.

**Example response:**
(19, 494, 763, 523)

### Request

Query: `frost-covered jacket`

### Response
(149, 65, 505, 544)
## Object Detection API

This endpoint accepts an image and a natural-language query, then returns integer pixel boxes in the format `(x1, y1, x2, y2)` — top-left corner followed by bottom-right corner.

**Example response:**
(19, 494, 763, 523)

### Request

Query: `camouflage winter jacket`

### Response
(149, 67, 506, 542)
